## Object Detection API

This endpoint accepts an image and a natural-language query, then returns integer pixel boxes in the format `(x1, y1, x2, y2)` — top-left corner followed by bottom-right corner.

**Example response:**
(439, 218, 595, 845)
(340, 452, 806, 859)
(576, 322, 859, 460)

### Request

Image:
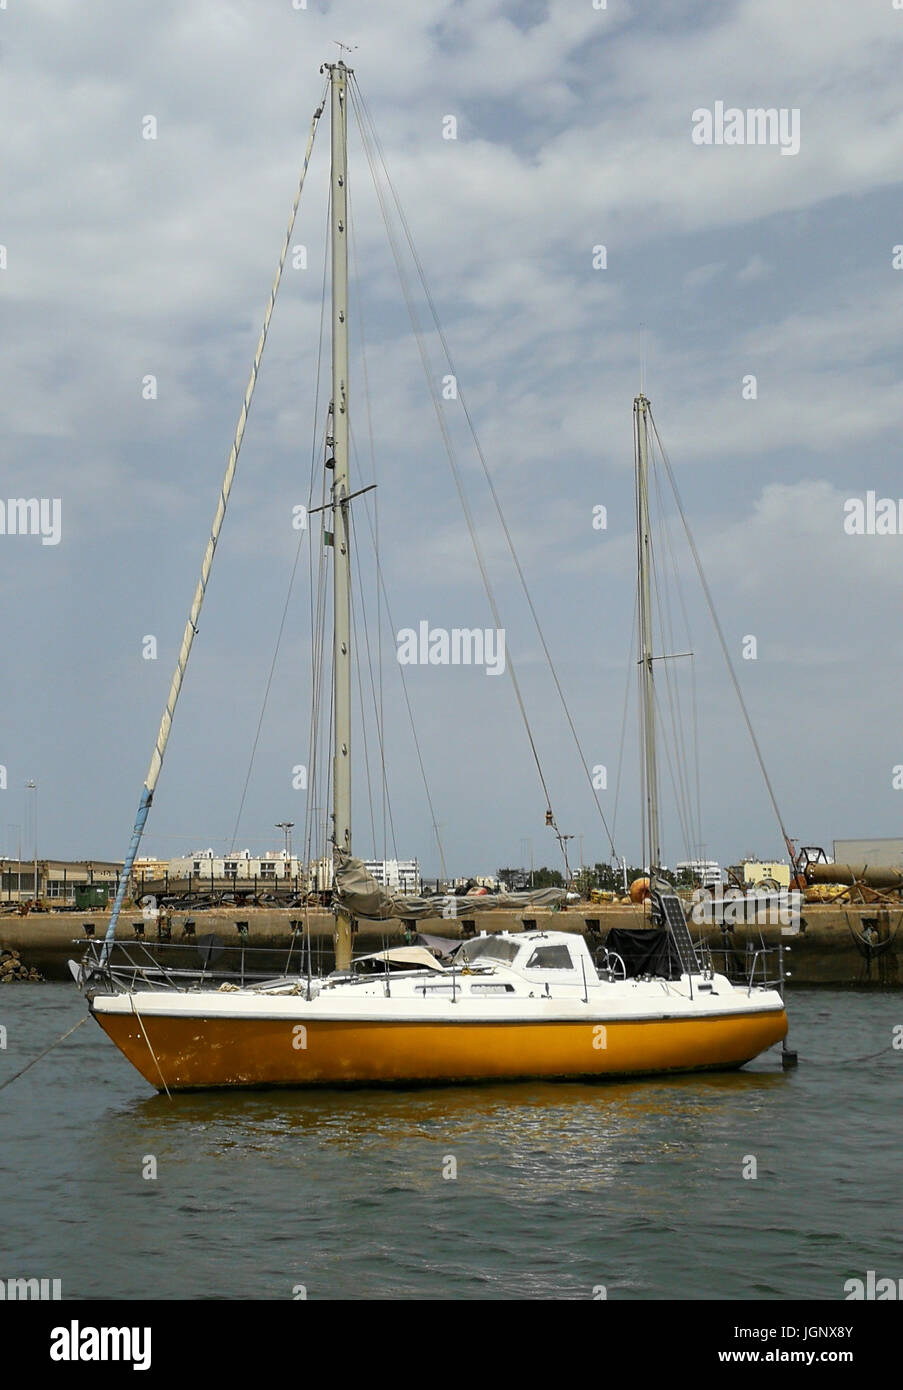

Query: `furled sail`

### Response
(333, 851, 566, 921)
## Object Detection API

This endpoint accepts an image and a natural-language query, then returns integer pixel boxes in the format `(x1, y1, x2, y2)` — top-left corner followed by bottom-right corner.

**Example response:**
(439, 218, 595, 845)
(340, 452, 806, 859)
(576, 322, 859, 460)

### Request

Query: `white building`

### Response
(306, 856, 333, 892)
(363, 858, 421, 896)
(168, 849, 302, 882)
(163, 851, 419, 896)
(676, 859, 722, 888)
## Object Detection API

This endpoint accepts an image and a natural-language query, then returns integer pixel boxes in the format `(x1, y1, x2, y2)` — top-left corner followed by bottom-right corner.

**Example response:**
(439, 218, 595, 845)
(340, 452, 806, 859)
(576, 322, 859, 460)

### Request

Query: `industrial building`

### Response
(0, 858, 124, 906)
(833, 838, 903, 870)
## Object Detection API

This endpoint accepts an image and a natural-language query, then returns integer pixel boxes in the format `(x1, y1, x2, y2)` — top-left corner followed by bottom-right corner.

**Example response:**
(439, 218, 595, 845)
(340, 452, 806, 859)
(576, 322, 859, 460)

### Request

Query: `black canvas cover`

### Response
(602, 927, 683, 980)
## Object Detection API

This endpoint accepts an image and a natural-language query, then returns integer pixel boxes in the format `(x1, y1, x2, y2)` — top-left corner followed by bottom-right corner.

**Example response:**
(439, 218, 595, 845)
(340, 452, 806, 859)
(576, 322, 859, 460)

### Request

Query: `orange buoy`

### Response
(629, 876, 651, 904)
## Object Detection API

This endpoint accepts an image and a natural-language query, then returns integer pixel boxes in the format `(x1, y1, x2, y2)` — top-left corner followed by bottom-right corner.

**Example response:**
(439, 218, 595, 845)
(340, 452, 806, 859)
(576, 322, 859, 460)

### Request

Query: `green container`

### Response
(74, 884, 109, 910)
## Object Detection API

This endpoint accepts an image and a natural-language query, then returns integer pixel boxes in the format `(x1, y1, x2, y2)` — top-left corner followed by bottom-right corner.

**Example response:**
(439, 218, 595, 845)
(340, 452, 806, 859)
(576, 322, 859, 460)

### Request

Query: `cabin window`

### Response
(525, 945, 573, 970)
(459, 937, 521, 964)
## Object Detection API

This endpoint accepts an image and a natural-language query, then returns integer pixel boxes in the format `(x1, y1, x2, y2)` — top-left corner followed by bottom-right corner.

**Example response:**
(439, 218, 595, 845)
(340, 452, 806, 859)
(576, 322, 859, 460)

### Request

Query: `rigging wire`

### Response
(347, 179, 389, 865)
(648, 467, 697, 864)
(652, 682, 695, 864)
(610, 585, 638, 856)
(648, 407, 795, 861)
(350, 573, 379, 853)
(302, 188, 335, 905)
(101, 82, 329, 955)
(652, 458, 702, 856)
(633, 404, 653, 876)
(227, 519, 310, 854)
(346, 490, 399, 858)
(308, 471, 332, 874)
(347, 503, 399, 858)
(348, 76, 596, 875)
(354, 493, 449, 884)
(349, 73, 617, 862)
(650, 441, 704, 862)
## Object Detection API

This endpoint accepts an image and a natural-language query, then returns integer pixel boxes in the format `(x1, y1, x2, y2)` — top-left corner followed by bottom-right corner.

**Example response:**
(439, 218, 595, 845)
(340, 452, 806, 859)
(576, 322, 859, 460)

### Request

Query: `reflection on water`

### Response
(0, 986, 899, 1299)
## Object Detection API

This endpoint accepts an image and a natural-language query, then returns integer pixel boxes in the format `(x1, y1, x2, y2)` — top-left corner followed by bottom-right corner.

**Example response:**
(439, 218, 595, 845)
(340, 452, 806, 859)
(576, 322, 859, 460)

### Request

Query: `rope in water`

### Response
(0, 1015, 88, 1093)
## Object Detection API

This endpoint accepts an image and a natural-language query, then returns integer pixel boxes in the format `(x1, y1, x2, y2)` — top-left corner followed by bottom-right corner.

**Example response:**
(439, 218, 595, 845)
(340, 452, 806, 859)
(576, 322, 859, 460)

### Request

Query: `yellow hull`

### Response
(93, 1007, 788, 1091)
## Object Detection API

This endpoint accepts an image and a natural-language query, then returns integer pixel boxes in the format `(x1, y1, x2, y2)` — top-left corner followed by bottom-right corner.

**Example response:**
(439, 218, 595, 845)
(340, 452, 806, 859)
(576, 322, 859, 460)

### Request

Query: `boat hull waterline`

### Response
(90, 998, 787, 1091)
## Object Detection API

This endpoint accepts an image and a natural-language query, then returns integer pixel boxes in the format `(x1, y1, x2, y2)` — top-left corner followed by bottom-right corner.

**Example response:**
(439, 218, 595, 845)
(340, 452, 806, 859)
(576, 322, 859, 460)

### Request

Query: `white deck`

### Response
(89, 929, 784, 1025)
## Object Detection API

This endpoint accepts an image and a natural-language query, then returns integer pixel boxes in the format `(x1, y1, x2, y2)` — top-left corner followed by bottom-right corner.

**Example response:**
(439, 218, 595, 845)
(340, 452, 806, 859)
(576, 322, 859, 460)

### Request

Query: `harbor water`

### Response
(0, 984, 899, 1301)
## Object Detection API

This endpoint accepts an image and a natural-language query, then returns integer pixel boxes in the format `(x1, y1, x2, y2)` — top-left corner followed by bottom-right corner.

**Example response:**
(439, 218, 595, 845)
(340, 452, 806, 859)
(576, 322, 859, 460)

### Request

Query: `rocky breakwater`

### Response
(0, 948, 43, 982)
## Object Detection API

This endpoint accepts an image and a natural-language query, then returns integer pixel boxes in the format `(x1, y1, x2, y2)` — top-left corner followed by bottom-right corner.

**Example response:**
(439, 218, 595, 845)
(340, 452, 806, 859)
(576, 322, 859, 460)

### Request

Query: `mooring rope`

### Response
(837, 1045, 902, 1067)
(130, 996, 172, 1099)
(0, 1015, 88, 1093)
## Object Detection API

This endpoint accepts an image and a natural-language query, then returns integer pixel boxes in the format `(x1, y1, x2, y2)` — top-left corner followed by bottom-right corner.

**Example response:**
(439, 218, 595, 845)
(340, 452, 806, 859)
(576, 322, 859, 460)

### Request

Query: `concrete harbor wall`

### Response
(0, 902, 900, 985)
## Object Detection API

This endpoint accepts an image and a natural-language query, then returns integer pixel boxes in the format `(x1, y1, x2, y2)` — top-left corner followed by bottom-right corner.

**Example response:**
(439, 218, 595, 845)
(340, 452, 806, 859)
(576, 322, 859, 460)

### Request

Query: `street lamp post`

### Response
(275, 821, 294, 878)
(26, 780, 37, 902)
(519, 836, 534, 889)
(560, 833, 576, 888)
(8, 823, 22, 902)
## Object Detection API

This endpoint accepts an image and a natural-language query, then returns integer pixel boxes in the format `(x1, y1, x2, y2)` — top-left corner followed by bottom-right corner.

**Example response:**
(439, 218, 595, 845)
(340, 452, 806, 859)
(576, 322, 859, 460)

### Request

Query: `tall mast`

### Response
(634, 393, 660, 874)
(328, 60, 353, 968)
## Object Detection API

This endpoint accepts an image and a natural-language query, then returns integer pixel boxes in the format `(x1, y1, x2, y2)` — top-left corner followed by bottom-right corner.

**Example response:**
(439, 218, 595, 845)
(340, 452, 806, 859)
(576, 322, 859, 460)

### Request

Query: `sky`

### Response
(1, 0, 902, 880)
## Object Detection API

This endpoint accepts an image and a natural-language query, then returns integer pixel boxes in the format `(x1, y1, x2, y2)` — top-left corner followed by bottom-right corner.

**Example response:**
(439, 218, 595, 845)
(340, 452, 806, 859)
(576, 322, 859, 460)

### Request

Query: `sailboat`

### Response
(75, 60, 788, 1091)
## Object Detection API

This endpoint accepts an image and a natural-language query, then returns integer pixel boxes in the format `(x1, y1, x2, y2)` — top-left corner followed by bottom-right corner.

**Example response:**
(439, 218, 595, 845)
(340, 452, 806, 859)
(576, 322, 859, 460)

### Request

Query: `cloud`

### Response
(2, 0, 902, 872)
(737, 253, 771, 282)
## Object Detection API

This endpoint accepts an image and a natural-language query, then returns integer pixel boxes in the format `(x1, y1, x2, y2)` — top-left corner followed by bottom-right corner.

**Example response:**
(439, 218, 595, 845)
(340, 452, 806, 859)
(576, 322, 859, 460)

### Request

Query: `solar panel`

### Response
(655, 888, 700, 975)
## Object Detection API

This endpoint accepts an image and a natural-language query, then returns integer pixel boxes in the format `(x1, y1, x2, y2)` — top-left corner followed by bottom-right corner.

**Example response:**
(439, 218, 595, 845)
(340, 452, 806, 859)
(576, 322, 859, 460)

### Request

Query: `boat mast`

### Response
(328, 60, 354, 969)
(634, 393, 660, 874)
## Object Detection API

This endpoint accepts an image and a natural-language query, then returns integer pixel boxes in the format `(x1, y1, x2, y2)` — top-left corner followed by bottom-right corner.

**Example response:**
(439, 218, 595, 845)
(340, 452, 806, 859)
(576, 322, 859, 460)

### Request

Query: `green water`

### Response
(0, 985, 899, 1299)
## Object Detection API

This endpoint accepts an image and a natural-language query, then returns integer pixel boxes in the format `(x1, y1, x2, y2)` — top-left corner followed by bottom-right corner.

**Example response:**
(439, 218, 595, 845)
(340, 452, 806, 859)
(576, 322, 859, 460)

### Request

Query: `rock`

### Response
(0, 949, 44, 981)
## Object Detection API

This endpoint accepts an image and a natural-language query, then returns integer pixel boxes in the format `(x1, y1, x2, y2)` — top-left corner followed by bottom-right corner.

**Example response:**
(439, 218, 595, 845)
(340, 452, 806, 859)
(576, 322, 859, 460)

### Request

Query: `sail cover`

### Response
(333, 852, 566, 921)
